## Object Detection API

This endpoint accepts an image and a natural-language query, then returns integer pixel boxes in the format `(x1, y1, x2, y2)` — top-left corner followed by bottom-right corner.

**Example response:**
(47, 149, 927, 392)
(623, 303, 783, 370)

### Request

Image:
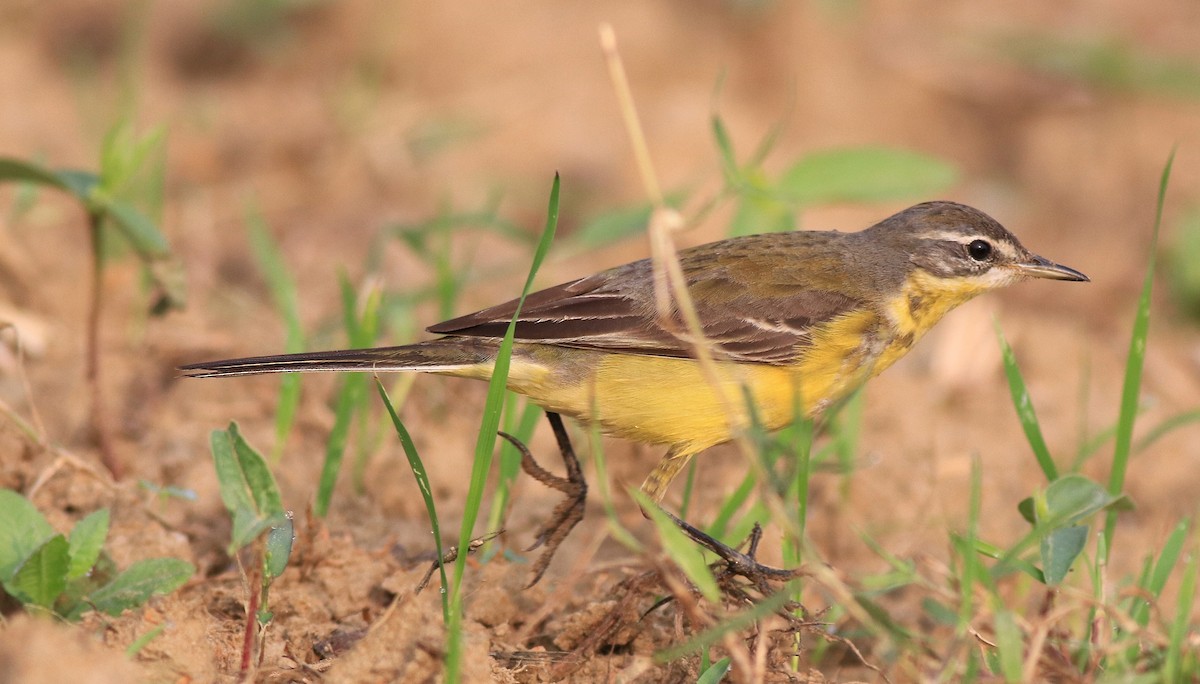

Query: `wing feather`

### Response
(428, 232, 862, 365)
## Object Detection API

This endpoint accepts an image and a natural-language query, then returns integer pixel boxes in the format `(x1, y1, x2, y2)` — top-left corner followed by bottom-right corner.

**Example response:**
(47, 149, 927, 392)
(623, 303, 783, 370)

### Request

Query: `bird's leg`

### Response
(498, 411, 587, 586)
(641, 447, 803, 585)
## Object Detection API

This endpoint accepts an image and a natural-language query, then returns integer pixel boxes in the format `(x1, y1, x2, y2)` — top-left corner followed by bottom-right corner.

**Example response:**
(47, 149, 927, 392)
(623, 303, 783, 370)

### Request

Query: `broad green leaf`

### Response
(8, 534, 69, 609)
(211, 423, 287, 552)
(1040, 474, 1126, 527)
(779, 147, 958, 206)
(1040, 524, 1088, 585)
(0, 489, 56, 581)
(229, 423, 284, 516)
(211, 427, 256, 519)
(83, 557, 193, 618)
(67, 509, 110, 582)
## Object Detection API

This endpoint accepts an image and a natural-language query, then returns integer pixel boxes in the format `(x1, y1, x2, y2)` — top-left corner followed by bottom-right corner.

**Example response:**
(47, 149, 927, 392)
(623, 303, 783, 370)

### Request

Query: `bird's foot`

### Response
(661, 510, 803, 589)
(498, 412, 587, 587)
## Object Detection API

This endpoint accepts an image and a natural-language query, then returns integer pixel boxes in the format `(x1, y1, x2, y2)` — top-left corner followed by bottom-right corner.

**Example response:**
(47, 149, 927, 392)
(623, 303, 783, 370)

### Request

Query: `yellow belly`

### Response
(458, 274, 983, 456)
(492, 314, 897, 455)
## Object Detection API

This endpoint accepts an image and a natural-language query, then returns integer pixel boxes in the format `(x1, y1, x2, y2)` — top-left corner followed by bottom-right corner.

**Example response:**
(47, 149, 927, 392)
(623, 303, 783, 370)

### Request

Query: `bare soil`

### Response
(0, 1, 1198, 681)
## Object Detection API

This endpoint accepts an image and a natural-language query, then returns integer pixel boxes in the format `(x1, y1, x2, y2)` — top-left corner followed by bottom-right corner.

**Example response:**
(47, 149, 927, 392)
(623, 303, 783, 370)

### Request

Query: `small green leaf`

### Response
(7, 534, 69, 608)
(264, 514, 294, 579)
(54, 169, 101, 199)
(211, 423, 287, 552)
(67, 509, 110, 582)
(779, 147, 958, 206)
(102, 198, 171, 258)
(83, 557, 193, 617)
(1040, 474, 1124, 527)
(1040, 524, 1088, 585)
(211, 428, 256, 519)
(0, 158, 98, 199)
(229, 423, 284, 516)
(0, 489, 57, 582)
(1016, 496, 1035, 525)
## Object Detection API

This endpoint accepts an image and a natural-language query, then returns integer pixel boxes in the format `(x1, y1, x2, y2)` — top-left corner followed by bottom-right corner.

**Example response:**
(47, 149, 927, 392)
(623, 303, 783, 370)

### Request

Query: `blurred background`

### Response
(0, 0, 1198, 679)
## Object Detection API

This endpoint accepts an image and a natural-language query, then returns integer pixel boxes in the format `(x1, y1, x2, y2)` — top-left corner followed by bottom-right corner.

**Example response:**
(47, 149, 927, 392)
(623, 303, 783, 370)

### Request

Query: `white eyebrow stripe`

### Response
(922, 230, 1020, 260)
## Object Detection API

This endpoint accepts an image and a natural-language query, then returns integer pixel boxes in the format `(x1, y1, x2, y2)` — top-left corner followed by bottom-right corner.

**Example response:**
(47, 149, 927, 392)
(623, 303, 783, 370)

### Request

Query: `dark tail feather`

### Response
(179, 338, 495, 378)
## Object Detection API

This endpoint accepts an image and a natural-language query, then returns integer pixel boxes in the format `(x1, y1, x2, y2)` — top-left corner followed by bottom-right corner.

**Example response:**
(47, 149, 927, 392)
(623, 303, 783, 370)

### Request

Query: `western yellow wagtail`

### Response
(183, 201, 1087, 580)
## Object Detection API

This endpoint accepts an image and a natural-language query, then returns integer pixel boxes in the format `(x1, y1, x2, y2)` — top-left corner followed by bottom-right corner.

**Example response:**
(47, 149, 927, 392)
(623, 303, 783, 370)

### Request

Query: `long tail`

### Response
(179, 337, 498, 378)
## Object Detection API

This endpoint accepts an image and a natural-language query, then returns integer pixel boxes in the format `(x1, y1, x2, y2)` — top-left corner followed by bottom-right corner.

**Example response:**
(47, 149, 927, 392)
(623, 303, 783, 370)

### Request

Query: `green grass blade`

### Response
(314, 274, 378, 517)
(992, 604, 1023, 682)
(996, 323, 1058, 481)
(1134, 409, 1200, 453)
(484, 397, 542, 556)
(678, 459, 698, 522)
(696, 657, 732, 684)
(1104, 148, 1174, 554)
(958, 455, 983, 631)
(245, 205, 305, 462)
(446, 174, 559, 683)
(654, 586, 793, 663)
(587, 422, 642, 551)
(1164, 547, 1197, 681)
(634, 490, 720, 603)
(375, 378, 448, 623)
(1129, 517, 1189, 627)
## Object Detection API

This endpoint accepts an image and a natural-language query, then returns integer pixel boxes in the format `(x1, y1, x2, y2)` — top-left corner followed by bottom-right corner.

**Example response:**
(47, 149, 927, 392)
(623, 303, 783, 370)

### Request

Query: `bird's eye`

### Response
(967, 239, 992, 261)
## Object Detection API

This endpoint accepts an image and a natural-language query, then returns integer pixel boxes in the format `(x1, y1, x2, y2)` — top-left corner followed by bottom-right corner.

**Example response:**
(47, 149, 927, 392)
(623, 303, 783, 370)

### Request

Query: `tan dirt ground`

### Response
(0, 1, 1198, 681)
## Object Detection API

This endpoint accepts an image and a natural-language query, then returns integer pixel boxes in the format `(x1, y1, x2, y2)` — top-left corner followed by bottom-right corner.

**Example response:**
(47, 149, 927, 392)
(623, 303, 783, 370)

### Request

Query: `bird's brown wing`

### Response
(428, 233, 862, 365)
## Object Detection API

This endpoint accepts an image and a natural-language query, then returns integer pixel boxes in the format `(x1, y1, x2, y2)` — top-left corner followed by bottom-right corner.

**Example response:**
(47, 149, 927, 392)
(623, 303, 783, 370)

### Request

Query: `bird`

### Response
(182, 200, 1088, 580)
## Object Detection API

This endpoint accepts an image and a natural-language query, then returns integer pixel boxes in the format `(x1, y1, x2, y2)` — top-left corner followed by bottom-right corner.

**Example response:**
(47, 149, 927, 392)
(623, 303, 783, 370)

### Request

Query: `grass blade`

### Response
(375, 378, 448, 623)
(996, 323, 1058, 481)
(484, 397, 542, 557)
(245, 205, 305, 462)
(314, 274, 379, 516)
(1164, 547, 1197, 681)
(445, 174, 559, 683)
(1104, 148, 1174, 553)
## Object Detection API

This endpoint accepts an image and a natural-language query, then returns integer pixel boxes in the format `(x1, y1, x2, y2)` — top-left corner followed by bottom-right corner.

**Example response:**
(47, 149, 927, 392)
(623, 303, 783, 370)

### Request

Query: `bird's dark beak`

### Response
(1016, 254, 1090, 282)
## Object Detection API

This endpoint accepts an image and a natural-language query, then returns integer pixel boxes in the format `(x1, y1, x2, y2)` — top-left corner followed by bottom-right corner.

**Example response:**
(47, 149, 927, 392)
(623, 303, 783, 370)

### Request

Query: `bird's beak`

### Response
(1016, 254, 1090, 282)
